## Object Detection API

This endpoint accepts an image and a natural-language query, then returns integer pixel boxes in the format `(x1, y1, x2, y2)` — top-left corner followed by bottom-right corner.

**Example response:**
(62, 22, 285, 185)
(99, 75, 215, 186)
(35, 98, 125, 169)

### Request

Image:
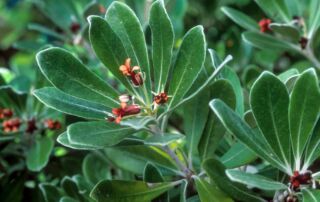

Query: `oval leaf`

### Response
(289, 69, 320, 169)
(36, 47, 119, 107)
(203, 158, 265, 202)
(226, 170, 287, 191)
(210, 99, 288, 173)
(105, 2, 151, 101)
(34, 87, 108, 120)
(150, 0, 174, 93)
(242, 31, 294, 52)
(26, 136, 54, 172)
(250, 71, 291, 169)
(88, 16, 135, 94)
(168, 26, 206, 109)
(67, 121, 135, 148)
(221, 7, 259, 31)
(90, 180, 177, 202)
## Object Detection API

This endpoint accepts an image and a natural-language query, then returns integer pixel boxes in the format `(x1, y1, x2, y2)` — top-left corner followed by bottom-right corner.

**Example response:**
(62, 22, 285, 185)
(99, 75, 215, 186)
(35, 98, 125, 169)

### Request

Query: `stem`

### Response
(163, 145, 190, 177)
(159, 114, 192, 177)
(302, 46, 320, 68)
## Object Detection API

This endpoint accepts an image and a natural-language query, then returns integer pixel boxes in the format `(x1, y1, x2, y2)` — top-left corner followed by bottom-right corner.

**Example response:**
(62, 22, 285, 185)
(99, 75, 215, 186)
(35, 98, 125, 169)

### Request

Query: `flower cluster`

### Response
(290, 171, 312, 191)
(0, 107, 61, 133)
(0, 108, 13, 119)
(108, 58, 171, 123)
(153, 92, 169, 105)
(2, 118, 21, 133)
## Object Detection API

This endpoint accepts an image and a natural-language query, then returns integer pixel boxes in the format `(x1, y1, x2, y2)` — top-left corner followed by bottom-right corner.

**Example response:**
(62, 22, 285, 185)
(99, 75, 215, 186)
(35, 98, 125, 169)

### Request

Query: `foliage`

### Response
(1, 0, 320, 201)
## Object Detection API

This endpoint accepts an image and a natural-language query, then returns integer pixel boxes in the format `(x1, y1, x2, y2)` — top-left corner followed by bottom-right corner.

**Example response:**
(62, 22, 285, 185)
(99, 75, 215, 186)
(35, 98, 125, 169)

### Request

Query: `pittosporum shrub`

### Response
(33, 0, 320, 201)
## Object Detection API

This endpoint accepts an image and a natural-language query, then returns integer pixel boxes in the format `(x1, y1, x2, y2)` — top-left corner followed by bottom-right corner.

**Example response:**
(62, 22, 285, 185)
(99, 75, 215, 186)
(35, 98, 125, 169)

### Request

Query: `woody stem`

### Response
(159, 115, 192, 177)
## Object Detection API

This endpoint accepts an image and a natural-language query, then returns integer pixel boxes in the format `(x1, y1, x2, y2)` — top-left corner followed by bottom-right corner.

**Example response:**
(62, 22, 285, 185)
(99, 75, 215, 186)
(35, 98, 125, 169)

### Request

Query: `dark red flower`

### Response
(2, 118, 21, 133)
(119, 58, 144, 86)
(290, 171, 312, 191)
(154, 92, 169, 105)
(259, 18, 271, 33)
(26, 118, 38, 134)
(110, 104, 141, 123)
(70, 22, 81, 33)
(0, 108, 13, 119)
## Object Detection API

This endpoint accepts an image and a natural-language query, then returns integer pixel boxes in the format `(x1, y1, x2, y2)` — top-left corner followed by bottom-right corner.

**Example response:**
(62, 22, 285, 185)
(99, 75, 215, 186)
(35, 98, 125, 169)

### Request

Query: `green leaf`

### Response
(250, 71, 291, 169)
(150, 0, 174, 93)
(39, 183, 62, 202)
(308, 0, 320, 38)
(254, 0, 291, 22)
(278, 68, 299, 83)
(60, 197, 78, 202)
(210, 99, 289, 173)
(226, 170, 287, 191)
(143, 163, 164, 183)
(221, 7, 259, 31)
(242, 31, 294, 52)
(67, 121, 135, 149)
(269, 23, 300, 42)
(90, 180, 178, 202)
(221, 67, 244, 116)
(34, 87, 108, 120)
(144, 133, 184, 146)
(120, 116, 156, 130)
(104, 145, 179, 175)
(26, 136, 54, 172)
(203, 158, 265, 202)
(57, 132, 97, 150)
(82, 153, 110, 186)
(302, 189, 320, 202)
(221, 142, 257, 169)
(289, 69, 320, 169)
(61, 177, 84, 201)
(284, 0, 301, 17)
(105, 2, 151, 100)
(194, 177, 233, 202)
(304, 118, 320, 169)
(184, 89, 210, 159)
(36, 47, 119, 108)
(88, 16, 135, 94)
(198, 79, 236, 160)
(168, 25, 206, 109)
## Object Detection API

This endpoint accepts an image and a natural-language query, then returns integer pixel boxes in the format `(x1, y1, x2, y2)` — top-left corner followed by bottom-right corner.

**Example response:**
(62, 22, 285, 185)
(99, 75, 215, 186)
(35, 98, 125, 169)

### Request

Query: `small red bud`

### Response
(70, 22, 81, 33)
(99, 5, 106, 14)
(26, 118, 38, 134)
(259, 18, 271, 33)
(154, 92, 169, 105)
(299, 37, 308, 49)
(110, 104, 141, 123)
